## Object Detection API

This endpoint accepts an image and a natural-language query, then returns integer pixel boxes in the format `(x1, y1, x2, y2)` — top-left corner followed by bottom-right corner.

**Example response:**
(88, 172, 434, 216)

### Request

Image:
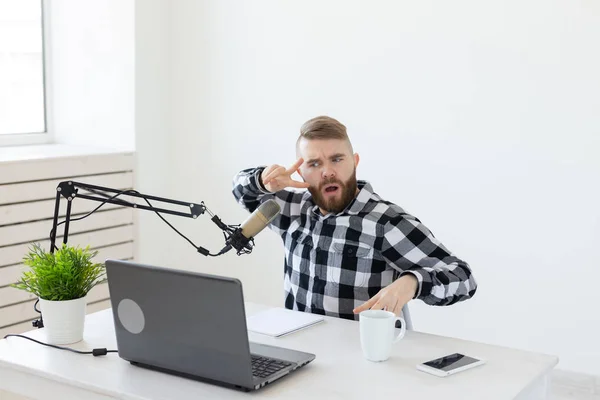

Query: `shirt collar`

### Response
(309, 180, 374, 219)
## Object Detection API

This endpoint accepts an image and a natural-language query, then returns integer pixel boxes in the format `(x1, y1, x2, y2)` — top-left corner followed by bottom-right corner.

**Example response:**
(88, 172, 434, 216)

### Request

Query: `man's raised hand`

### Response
(261, 158, 311, 192)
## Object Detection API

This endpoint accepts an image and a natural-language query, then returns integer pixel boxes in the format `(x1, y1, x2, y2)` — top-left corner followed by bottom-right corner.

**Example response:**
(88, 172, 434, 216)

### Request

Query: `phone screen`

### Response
(423, 353, 480, 372)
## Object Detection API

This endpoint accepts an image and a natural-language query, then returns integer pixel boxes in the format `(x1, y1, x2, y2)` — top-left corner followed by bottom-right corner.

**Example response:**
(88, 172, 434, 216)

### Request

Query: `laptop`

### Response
(105, 259, 315, 391)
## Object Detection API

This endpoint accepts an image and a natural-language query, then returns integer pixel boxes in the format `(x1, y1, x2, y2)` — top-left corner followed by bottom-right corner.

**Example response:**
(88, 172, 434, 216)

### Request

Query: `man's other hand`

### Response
(353, 274, 419, 316)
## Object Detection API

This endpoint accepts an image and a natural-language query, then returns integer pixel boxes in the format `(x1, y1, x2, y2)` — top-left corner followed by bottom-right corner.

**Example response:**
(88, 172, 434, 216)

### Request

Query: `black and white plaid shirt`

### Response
(232, 167, 477, 320)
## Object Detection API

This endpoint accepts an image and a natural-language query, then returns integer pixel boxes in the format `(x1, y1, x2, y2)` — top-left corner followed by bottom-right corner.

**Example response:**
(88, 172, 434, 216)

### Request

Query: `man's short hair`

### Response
(296, 116, 352, 151)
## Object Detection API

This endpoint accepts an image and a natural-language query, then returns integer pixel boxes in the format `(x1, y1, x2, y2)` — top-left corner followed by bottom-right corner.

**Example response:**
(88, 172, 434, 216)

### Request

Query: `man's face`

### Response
(297, 138, 360, 214)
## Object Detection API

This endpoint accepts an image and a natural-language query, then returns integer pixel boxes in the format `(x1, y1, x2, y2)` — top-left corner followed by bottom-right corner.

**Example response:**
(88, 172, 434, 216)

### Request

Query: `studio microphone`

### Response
(217, 199, 281, 255)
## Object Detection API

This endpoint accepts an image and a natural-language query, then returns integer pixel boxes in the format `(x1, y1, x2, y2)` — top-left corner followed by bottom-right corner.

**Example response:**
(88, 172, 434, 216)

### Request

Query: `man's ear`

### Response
(354, 153, 360, 167)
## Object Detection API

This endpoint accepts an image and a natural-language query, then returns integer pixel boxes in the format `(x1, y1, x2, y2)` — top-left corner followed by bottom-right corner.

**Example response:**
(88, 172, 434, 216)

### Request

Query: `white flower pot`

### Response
(39, 296, 87, 345)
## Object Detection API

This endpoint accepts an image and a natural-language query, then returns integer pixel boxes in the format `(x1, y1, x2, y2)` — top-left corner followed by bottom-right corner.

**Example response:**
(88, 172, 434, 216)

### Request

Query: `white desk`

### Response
(0, 302, 557, 400)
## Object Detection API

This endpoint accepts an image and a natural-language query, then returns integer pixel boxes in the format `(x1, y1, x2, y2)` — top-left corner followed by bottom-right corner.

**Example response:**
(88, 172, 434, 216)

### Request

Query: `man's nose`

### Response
(322, 168, 335, 179)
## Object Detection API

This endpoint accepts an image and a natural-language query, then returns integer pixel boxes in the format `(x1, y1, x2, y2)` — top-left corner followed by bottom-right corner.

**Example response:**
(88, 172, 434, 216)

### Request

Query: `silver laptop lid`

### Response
(105, 259, 255, 388)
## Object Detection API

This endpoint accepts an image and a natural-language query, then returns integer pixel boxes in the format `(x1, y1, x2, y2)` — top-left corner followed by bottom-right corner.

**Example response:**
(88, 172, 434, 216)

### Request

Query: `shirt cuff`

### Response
(255, 167, 274, 194)
(400, 270, 425, 299)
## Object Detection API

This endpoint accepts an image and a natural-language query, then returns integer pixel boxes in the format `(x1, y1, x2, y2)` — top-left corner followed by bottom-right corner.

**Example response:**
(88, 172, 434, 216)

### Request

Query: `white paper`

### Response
(247, 308, 324, 337)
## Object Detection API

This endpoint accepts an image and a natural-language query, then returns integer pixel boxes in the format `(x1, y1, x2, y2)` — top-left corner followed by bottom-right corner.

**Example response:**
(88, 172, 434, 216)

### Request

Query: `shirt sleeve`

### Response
(380, 214, 477, 306)
(231, 166, 305, 236)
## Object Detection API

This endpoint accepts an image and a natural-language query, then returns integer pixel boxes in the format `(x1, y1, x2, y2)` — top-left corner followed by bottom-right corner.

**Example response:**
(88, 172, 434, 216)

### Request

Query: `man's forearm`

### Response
(402, 260, 477, 306)
(382, 216, 478, 306)
(232, 166, 271, 213)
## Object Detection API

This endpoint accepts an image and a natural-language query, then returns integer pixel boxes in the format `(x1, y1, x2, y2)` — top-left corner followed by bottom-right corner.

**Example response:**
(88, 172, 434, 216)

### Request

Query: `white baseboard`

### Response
(551, 369, 600, 397)
(0, 389, 31, 400)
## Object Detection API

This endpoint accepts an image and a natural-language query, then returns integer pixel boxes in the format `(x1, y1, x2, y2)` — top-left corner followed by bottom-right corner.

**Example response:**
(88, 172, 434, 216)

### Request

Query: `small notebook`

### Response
(247, 308, 324, 337)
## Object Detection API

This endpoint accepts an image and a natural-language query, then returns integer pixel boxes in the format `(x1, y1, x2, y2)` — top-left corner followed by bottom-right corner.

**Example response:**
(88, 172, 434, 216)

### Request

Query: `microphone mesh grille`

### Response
(258, 199, 281, 222)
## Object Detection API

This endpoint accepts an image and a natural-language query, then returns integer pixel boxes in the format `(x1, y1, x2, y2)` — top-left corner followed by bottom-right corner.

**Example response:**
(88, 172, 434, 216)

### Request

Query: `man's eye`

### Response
(310, 162, 319, 167)
(333, 158, 342, 162)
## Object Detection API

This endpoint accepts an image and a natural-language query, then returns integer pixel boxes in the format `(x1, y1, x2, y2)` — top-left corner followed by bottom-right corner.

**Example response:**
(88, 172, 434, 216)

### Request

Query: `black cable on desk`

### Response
(3, 334, 118, 356)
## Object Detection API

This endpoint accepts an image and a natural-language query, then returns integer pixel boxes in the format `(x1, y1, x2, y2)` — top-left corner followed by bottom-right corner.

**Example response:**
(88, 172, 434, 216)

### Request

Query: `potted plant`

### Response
(11, 243, 106, 345)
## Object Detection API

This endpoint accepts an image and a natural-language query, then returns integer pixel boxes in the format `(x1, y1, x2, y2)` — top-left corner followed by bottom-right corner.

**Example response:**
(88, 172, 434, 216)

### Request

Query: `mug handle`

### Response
(393, 317, 406, 343)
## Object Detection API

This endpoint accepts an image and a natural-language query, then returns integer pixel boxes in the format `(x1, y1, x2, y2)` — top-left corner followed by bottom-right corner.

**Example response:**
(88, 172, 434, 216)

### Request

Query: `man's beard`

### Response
(308, 169, 358, 214)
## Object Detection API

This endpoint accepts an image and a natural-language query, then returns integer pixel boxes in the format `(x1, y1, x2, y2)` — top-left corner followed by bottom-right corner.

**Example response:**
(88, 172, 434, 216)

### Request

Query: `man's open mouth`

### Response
(323, 184, 340, 194)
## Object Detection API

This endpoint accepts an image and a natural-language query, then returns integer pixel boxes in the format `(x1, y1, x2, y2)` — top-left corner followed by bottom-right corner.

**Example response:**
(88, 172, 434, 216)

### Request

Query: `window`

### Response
(0, 0, 48, 143)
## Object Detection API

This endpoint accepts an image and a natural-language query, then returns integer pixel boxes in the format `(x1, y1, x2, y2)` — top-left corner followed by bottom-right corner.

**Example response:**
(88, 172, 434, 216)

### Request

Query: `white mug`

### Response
(359, 310, 406, 362)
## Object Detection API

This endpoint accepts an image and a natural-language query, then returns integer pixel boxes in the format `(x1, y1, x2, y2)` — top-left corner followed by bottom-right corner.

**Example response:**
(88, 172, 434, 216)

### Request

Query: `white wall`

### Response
(136, 0, 600, 375)
(134, 0, 173, 263)
(49, 0, 135, 151)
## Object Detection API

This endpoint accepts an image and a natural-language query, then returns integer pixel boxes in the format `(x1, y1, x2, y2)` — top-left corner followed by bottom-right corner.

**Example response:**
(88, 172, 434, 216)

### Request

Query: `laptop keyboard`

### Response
(251, 355, 292, 379)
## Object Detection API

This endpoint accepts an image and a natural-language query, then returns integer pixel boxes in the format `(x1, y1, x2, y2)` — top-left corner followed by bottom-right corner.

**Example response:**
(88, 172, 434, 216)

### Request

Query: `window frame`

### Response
(0, 0, 52, 147)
